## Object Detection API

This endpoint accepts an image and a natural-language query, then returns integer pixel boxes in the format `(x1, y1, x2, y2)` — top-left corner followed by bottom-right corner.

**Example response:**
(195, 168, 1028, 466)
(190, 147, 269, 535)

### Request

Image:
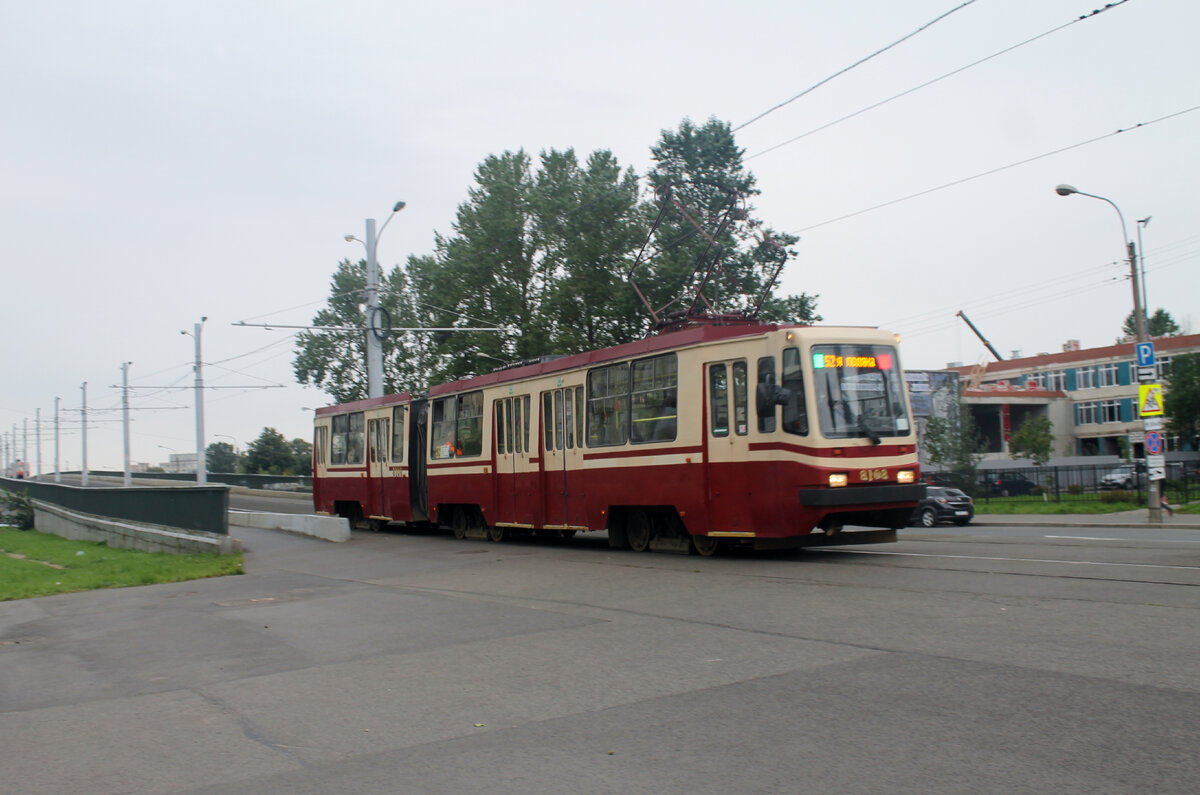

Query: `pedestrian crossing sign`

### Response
(1138, 383, 1165, 417)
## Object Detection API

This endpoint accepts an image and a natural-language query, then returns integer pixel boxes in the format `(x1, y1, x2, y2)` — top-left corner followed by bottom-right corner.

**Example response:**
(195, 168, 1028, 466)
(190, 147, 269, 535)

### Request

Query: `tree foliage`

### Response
(1165, 353, 1200, 449)
(1122, 307, 1180, 339)
(641, 117, 819, 325)
(244, 427, 308, 475)
(1009, 415, 1054, 467)
(206, 441, 241, 474)
(922, 395, 985, 489)
(294, 118, 821, 400)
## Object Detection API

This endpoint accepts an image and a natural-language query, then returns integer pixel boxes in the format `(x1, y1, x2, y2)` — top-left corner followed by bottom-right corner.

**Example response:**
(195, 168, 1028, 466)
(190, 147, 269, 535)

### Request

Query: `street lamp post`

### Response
(181, 318, 208, 484)
(1055, 184, 1160, 522)
(1055, 185, 1145, 340)
(346, 201, 406, 399)
(1137, 216, 1151, 332)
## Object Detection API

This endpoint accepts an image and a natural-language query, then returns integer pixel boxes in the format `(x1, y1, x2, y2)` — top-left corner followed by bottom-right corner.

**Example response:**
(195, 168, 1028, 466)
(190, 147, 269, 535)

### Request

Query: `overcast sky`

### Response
(3, 0, 1197, 472)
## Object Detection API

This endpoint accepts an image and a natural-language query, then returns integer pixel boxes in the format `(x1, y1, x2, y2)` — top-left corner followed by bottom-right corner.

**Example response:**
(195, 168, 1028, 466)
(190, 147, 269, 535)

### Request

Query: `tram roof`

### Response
(429, 321, 863, 397)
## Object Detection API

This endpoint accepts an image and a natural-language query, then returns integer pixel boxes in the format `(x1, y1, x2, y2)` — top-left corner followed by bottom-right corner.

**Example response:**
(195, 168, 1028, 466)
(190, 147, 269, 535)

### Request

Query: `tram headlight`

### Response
(829, 473, 848, 488)
(897, 470, 915, 484)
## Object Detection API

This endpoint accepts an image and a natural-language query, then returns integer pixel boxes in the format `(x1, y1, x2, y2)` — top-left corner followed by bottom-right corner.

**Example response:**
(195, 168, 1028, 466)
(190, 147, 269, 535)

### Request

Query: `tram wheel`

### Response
(452, 510, 468, 539)
(626, 509, 652, 552)
(692, 534, 721, 557)
(487, 523, 507, 543)
(558, 530, 577, 540)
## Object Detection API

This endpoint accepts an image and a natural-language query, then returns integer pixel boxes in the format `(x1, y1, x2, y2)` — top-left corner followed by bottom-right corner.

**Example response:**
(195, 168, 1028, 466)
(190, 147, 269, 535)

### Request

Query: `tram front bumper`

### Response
(799, 484, 926, 508)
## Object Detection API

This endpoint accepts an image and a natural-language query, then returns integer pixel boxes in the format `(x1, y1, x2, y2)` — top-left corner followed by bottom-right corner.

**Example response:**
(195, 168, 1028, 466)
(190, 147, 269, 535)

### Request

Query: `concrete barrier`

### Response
(33, 501, 242, 555)
(227, 509, 350, 542)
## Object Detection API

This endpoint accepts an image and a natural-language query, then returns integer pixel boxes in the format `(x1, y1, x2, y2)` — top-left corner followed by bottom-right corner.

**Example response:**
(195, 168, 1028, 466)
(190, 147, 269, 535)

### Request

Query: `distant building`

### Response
(160, 453, 198, 473)
(905, 369, 961, 467)
(950, 333, 1200, 459)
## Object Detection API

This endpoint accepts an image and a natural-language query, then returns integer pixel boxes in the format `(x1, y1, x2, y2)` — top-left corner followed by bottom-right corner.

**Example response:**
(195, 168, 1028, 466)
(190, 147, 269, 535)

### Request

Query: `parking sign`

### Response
(1136, 341, 1155, 367)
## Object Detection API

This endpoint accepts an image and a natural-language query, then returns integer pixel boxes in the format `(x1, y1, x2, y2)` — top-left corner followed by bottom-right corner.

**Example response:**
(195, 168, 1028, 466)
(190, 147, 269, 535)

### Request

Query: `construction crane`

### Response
(956, 311, 1003, 361)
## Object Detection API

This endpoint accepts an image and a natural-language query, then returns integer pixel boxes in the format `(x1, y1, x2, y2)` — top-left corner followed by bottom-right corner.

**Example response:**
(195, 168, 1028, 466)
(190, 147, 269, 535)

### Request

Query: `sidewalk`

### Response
(973, 508, 1200, 530)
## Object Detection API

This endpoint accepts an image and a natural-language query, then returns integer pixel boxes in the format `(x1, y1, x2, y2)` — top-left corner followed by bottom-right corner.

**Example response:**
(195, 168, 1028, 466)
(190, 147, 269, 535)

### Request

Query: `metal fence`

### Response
(924, 463, 1198, 506)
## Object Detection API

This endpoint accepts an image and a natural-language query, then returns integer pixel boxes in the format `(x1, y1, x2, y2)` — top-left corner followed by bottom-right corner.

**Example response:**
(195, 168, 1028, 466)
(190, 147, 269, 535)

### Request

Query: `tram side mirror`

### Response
(757, 382, 791, 415)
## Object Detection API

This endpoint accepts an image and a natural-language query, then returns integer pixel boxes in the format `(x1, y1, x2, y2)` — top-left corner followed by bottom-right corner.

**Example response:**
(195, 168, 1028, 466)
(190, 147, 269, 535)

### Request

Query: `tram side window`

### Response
(781, 347, 809, 436)
(733, 361, 748, 436)
(574, 386, 584, 444)
(431, 397, 457, 459)
(520, 395, 530, 453)
(711, 364, 729, 437)
(391, 406, 405, 463)
(564, 390, 574, 449)
(542, 393, 555, 451)
(368, 419, 390, 463)
(431, 391, 483, 458)
(495, 396, 529, 455)
(757, 356, 777, 433)
(587, 362, 629, 447)
(314, 426, 328, 468)
(330, 412, 365, 465)
(630, 353, 678, 444)
(457, 391, 483, 457)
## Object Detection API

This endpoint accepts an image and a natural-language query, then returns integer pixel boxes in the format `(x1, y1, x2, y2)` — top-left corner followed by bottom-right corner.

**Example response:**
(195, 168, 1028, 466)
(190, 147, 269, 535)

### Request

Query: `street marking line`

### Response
(837, 548, 1200, 572)
(1045, 535, 1200, 544)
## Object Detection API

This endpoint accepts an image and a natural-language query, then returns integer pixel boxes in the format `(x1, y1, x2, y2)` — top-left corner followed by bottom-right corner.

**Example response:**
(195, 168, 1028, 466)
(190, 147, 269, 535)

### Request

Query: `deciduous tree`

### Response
(1165, 353, 1200, 449)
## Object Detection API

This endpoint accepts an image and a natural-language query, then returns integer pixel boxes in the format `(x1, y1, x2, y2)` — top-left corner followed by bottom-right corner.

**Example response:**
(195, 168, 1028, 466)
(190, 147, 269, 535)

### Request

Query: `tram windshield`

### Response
(809, 344, 910, 441)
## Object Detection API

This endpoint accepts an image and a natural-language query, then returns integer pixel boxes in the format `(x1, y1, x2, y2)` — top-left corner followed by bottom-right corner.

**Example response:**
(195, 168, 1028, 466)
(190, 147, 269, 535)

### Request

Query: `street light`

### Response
(180, 317, 208, 484)
(345, 200, 406, 399)
(1137, 216, 1151, 332)
(1055, 183, 1159, 522)
(1054, 184, 1145, 341)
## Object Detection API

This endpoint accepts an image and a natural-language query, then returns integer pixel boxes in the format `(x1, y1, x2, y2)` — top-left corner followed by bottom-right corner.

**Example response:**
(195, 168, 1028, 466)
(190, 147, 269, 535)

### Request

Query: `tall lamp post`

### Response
(181, 318, 208, 484)
(1054, 185, 1145, 340)
(1055, 184, 1160, 522)
(345, 200, 406, 399)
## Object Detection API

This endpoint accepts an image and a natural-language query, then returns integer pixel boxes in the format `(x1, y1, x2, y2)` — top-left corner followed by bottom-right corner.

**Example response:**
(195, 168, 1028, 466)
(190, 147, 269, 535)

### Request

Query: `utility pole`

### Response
(365, 217, 384, 399)
(122, 362, 133, 486)
(192, 320, 207, 484)
(35, 408, 41, 478)
(81, 381, 89, 487)
(346, 201, 405, 399)
(54, 397, 61, 482)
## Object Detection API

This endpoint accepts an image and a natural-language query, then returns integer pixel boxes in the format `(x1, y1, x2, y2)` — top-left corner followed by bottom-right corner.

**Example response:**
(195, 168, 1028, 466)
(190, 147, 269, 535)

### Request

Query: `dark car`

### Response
(910, 486, 974, 527)
(981, 473, 1038, 497)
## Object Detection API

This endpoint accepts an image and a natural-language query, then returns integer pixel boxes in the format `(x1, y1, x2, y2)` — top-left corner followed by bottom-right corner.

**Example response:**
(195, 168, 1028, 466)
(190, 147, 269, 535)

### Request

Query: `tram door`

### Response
(493, 394, 535, 527)
(705, 360, 751, 533)
(540, 385, 586, 529)
(365, 417, 390, 520)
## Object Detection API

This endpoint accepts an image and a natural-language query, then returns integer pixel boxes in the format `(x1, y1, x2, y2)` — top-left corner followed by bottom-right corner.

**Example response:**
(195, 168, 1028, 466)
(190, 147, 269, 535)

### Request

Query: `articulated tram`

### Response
(312, 322, 924, 554)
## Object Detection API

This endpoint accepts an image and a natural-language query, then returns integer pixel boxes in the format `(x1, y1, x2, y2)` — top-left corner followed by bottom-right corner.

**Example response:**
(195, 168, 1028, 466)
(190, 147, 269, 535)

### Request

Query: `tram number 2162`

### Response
(860, 468, 888, 482)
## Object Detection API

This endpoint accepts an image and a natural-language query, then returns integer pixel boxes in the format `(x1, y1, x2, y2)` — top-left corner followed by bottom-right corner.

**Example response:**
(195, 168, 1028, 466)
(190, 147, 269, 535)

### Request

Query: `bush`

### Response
(1101, 489, 1137, 504)
(1067, 484, 1085, 495)
(0, 489, 35, 530)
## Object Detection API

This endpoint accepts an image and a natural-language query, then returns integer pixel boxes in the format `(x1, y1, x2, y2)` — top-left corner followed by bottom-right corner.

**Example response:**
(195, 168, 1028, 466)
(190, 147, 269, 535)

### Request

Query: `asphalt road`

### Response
(3, 521, 1199, 794)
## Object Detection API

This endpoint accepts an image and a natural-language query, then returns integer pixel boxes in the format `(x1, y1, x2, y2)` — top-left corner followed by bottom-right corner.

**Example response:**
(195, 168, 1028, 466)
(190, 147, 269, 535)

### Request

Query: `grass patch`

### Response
(0, 528, 242, 602)
(973, 499, 1145, 515)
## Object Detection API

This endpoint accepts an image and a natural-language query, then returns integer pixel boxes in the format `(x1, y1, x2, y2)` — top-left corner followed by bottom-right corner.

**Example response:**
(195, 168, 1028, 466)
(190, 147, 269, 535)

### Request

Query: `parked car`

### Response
(910, 486, 974, 527)
(1099, 464, 1141, 490)
(981, 473, 1038, 497)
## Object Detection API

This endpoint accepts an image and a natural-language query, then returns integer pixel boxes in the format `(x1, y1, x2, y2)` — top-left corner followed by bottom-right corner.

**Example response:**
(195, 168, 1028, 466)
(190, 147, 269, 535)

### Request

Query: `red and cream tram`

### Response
(313, 322, 924, 553)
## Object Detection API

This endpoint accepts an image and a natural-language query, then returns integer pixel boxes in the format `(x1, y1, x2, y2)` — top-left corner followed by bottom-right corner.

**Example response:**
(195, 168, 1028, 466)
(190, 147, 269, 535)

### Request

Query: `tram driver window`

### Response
(781, 348, 809, 436)
(757, 356, 777, 433)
